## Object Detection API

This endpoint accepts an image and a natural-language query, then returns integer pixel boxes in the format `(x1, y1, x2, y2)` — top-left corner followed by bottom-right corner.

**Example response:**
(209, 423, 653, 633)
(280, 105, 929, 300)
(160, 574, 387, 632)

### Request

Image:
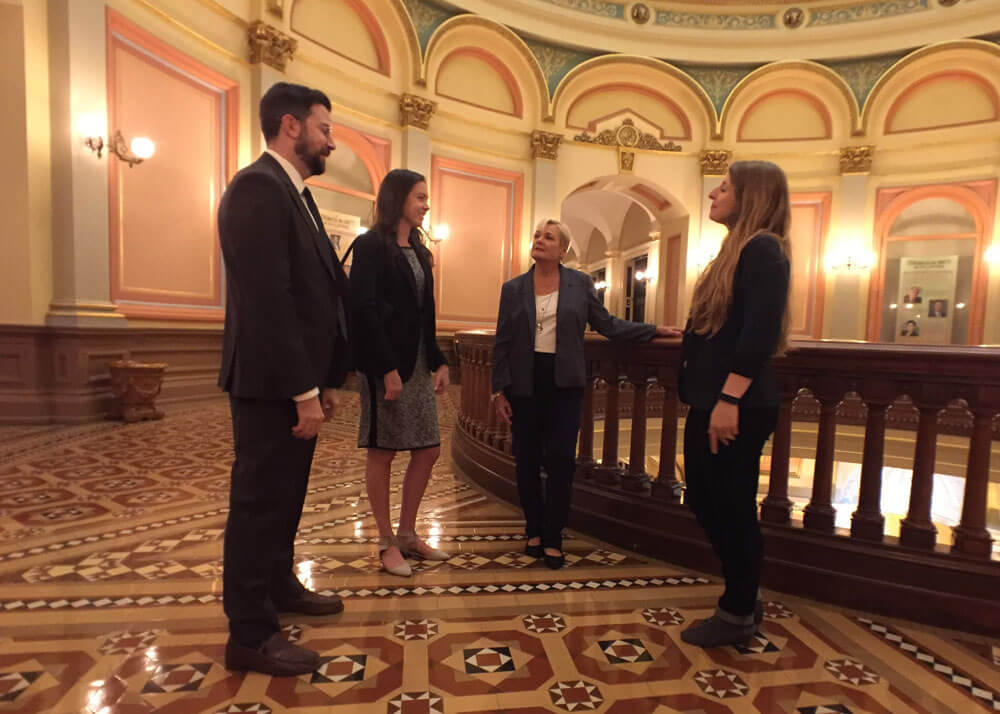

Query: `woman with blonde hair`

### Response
(491, 220, 678, 569)
(678, 160, 791, 647)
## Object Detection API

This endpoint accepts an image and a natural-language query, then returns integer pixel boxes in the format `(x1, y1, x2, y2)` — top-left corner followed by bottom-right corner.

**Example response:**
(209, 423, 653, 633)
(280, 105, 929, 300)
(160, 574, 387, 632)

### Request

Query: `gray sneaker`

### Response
(680, 615, 755, 648)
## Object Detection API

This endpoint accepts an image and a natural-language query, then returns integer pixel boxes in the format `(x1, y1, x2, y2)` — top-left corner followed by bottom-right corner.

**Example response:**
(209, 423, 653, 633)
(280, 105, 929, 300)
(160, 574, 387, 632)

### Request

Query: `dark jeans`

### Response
(508, 353, 583, 551)
(224, 396, 314, 648)
(683, 405, 777, 617)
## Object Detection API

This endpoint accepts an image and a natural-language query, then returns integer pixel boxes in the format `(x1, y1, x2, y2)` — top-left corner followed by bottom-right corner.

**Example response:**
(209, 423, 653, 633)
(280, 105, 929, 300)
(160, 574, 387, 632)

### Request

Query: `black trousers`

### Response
(683, 405, 777, 618)
(224, 396, 315, 647)
(508, 353, 583, 551)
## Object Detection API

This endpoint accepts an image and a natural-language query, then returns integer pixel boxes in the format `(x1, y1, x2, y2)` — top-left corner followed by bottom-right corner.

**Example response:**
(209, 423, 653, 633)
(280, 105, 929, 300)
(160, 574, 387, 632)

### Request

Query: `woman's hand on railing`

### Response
(655, 325, 683, 338)
(492, 391, 512, 425)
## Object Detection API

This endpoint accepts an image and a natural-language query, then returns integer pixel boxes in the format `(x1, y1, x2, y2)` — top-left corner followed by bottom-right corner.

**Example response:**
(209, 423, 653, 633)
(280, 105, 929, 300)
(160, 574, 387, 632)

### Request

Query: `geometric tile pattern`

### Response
(641, 606, 685, 627)
(858, 617, 1000, 710)
(693, 668, 751, 698)
(823, 658, 880, 686)
(387, 691, 444, 714)
(0, 396, 992, 714)
(598, 638, 653, 664)
(549, 680, 603, 711)
(523, 613, 568, 633)
(0, 671, 42, 702)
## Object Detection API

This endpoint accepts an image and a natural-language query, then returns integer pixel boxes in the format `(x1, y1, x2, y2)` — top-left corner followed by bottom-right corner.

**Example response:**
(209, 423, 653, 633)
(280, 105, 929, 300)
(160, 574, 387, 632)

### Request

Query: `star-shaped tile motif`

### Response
(387, 691, 444, 714)
(98, 629, 158, 655)
(446, 553, 491, 570)
(311, 654, 366, 683)
(599, 638, 654, 664)
(764, 601, 794, 619)
(693, 669, 751, 699)
(549, 680, 603, 711)
(523, 613, 567, 633)
(734, 634, 780, 655)
(824, 658, 880, 686)
(641, 607, 685, 627)
(216, 704, 273, 714)
(0, 671, 42, 702)
(797, 706, 853, 714)
(141, 663, 212, 693)
(394, 619, 438, 641)
(463, 646, 515, 674)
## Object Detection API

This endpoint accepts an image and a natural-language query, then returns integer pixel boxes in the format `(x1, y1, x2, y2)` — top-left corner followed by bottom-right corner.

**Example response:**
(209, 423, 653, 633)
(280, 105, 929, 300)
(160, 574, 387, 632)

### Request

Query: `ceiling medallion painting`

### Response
(573, 118, 681, 152)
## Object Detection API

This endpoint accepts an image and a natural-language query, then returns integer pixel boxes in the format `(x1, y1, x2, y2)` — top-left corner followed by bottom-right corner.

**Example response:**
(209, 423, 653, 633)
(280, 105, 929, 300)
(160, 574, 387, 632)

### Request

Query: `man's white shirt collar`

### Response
(265, 149, 307, 195)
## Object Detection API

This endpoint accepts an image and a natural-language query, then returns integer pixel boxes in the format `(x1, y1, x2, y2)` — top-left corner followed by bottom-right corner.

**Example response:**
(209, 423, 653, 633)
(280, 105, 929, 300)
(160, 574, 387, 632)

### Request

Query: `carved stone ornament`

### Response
(783, 8, 805, 28)
(399, 93, 437, 129)
(840, 145, 874, 174)
(266, 0, 285, 18)
(530, 130, 563, 160)
(631, 3, 651, 24)
(108, 360, 166, 423)
(700, 149, 732, 176)
(619, 149, 635, 173)
(248, 21, 297, 72)
(574, 118, 681, 152)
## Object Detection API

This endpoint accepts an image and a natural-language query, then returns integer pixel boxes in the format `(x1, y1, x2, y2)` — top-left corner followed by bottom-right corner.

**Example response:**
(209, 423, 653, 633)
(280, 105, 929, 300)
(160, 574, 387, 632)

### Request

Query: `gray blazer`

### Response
(491, 265, 657, 397)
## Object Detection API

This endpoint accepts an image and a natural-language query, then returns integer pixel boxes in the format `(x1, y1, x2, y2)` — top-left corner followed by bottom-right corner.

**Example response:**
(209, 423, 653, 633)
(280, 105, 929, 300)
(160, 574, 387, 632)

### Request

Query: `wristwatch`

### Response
(718, 392, 741, 405)
(490, 391, 503, 402)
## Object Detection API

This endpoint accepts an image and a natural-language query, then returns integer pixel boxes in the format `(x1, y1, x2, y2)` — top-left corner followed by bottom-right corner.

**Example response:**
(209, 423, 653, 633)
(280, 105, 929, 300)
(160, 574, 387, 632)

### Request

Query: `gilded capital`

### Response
(700, 150, 731, 176)
(840, 145, 874, 174)
(248, 21, 297, 72)
(530, 130, 562, 160)
(400, 93, 437, 129)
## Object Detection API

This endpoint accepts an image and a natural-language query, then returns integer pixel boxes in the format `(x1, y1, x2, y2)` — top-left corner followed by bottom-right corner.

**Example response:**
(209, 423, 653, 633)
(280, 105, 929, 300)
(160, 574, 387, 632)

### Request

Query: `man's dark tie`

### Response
(300, 186, 325, 236)
(301, 186, 348, 339)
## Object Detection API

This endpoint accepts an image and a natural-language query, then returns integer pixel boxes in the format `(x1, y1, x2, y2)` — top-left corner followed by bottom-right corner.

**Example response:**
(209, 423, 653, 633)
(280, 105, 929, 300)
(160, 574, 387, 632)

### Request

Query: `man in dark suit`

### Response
(218, 82, 350, 676)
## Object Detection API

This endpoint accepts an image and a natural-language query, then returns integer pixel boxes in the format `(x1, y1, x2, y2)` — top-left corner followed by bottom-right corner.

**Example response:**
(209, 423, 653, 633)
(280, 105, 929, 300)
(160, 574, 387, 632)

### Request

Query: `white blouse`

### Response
(534, 290, 558, 354)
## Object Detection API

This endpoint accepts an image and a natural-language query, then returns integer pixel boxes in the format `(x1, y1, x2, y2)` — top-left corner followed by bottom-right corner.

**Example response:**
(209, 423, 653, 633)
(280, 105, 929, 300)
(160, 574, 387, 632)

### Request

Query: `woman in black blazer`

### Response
(678, 160, 791, 648)
(491, 219, 678, 568)
(350, 169, 450, 577)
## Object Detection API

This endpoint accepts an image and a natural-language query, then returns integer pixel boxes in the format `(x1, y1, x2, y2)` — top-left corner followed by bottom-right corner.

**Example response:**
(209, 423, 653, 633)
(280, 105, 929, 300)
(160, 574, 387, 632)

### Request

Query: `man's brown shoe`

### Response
(275, 590, 344, 616)
(225, 633, 320, 676)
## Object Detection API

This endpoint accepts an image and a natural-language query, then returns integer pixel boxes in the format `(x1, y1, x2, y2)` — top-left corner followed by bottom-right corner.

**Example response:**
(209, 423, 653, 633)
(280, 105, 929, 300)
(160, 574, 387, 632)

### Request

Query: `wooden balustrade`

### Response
(451, 331, 1000, 634)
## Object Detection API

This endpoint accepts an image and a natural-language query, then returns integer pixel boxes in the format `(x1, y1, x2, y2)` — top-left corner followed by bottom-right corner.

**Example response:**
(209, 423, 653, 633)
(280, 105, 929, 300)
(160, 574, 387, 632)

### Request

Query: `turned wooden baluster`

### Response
(802, 382, 842, 533)
(851, 384, 892, 541)
(899, 386, 948, 550)
(576, 367, 597, 480)
(473, 347, 488, 439)
(952, 397, 998, 558)
(460, 348, 472, 431)
(597, 364, 623, 485)
(622, 368, 651, 492)
(652, 370, 680, 501)
(760, 380, 798, 525)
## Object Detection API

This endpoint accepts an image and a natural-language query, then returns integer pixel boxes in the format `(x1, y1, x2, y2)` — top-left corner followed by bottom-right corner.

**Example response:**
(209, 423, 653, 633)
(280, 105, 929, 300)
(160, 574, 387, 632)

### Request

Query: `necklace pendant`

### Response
(536, 321, 543, 334)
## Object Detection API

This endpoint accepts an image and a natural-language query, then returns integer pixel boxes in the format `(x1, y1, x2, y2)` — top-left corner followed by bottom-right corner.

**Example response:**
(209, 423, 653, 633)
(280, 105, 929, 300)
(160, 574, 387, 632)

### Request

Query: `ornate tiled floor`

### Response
(0, 391, 997, 713)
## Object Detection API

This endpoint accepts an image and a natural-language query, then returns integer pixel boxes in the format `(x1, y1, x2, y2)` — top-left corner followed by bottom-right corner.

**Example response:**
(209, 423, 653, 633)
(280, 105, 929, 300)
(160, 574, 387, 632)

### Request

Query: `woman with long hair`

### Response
(350, 169, 450, 577)
(678, 161, 791, 647)
(492, 219, 678, 569)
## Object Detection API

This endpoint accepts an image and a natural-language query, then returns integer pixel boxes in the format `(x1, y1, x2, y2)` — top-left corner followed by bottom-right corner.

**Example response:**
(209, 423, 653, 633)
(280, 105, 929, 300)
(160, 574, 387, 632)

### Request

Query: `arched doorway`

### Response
(560, 176, 690, 325)
(868, 181, 995, 344)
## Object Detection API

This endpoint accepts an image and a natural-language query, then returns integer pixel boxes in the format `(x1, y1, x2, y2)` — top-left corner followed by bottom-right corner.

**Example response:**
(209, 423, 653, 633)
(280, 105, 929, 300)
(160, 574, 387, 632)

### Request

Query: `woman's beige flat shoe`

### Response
(397, 532, 450, 561)
(378, 537, 412, 577)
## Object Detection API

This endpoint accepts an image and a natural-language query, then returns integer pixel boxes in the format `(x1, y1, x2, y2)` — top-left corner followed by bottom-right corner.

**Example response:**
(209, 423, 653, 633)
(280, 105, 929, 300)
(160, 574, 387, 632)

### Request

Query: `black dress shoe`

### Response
(225, 633, 320, 676)
(524, 543, 544, 558)
(275, 589, 344, 616)
(544, 553, 565, 570)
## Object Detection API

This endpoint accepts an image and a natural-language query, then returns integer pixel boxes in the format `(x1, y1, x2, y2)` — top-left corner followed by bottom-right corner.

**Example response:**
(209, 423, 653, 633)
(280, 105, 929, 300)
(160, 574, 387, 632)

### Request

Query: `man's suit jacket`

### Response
(218, 153, 351, 399)
(349, 230, 447, 382)
(491, 265, 657, 397)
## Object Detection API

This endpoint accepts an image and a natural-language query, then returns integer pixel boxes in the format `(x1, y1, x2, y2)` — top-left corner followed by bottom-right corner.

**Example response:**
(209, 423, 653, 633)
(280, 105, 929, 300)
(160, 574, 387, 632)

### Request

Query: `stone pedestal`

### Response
(108, 360, 166, 422)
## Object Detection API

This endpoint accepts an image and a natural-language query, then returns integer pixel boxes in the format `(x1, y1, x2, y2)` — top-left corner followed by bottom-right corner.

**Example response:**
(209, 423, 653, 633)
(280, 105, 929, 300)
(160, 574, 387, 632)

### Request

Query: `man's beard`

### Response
(295, 137, 325, 177)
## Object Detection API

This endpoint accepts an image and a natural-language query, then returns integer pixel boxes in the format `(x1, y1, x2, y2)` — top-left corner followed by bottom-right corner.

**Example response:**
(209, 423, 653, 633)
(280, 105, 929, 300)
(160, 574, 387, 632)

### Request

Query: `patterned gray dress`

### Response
(358, 247, 441, 450)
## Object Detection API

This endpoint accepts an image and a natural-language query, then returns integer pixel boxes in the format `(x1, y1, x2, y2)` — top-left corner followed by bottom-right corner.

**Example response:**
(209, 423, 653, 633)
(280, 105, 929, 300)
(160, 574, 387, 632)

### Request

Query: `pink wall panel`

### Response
(431, 157, 523, 328)
(788, 192, 830, 339)
(107, 10, 237, 321)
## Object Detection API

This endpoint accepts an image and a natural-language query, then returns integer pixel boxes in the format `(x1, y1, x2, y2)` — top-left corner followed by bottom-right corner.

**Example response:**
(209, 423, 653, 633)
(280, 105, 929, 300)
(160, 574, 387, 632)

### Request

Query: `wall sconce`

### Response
(825, 245, 874, 274)
(986, 244, 999, 265)
(81, 115, 155, 168)
(429, 223, 450, 244)
(634, 269, 655, 282)
(593, 280, 608, 291)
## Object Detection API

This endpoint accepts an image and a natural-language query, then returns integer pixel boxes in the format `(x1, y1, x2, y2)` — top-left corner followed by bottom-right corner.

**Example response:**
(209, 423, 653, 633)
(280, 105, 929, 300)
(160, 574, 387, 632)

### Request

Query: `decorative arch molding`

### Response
(434, 46, 524, 118)
(565, 83, 692, 140)
(866, 180, 996, 344)
(720, 60, 860, 139)
(884, 70, 1000, 135)
(385, 0, 424, 84)
(423, 15, 548, 121)
(861, 39, 1000, 136)
(290, 0, 391, 76)
(552, 55, 716, 139)
(736, 88, 833, 142)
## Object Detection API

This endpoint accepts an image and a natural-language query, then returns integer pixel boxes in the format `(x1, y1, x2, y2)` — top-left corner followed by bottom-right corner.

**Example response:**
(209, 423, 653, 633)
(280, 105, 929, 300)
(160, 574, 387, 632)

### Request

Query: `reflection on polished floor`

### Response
(0, 391, 997, 713)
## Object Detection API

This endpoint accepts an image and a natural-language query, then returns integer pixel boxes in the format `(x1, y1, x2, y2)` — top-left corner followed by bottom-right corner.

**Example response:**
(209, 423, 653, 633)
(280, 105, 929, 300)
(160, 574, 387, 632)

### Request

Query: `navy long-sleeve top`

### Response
(678, 233, 790, 411)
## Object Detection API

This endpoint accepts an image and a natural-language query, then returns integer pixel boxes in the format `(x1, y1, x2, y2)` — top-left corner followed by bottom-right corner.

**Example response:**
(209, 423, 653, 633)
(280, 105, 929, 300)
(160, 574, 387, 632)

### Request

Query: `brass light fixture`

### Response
(81, 115, 155, 168)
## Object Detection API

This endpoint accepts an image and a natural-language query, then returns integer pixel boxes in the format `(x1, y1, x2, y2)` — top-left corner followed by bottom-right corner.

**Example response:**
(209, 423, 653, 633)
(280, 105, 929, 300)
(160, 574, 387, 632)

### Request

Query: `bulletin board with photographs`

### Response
(894, 256, 958, 344)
